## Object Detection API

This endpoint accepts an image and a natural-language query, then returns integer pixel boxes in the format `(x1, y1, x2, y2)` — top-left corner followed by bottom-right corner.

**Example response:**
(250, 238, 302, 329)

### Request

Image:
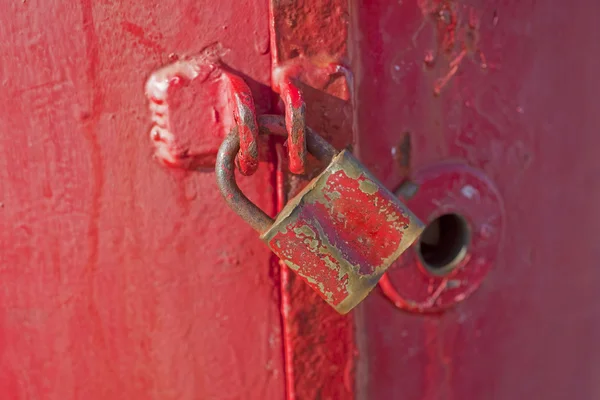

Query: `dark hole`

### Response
(288, 49, 300, 59)
(417, 213, 470, 276)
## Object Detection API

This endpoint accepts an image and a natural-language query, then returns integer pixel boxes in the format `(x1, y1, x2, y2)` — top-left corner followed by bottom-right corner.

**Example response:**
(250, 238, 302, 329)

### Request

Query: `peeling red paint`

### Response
(269, 0, 357, 398)
(0, 0, 282, 398)
(223, 72, 260, 176)
(277, 78, 307, 175)
(415, 0, 489, 95)
(264, 151, 423, 313)
(5, 0, 595, 398)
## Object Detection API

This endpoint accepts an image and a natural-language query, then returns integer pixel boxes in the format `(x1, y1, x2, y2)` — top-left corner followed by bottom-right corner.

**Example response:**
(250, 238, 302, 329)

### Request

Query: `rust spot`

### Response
(393, 132, 412, 179)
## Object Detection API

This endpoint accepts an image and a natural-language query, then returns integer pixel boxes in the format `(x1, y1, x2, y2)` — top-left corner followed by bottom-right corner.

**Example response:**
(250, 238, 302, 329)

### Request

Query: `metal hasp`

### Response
(216, 115, 424, 313)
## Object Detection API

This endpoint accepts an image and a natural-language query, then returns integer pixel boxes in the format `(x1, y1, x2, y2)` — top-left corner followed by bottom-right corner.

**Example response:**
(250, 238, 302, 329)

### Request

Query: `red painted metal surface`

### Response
(269, 0, 357, 399)
(380, 162, 504, 312)
(0, 1, 283, 399)
(352, 0, 600, 399)
(2, 0, 600, 399)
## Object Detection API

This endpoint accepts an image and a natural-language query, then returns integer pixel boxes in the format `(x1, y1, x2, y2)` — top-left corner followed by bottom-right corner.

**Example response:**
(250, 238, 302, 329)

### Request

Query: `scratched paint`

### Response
(413, 0, 489, 95)
(276, 78, 307, 175)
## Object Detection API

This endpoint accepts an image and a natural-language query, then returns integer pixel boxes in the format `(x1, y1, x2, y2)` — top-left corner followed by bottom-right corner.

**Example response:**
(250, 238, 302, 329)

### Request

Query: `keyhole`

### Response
(417, 213, 470, 276)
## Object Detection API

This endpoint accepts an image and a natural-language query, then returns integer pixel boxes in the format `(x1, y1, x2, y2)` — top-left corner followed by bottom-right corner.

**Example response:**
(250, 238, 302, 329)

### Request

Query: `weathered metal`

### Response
(145, 58, 265, 173)
(3, 0, 600, 399)
(275, 78, 307, 175)
(216, 115, 424, 313)
(145, 55, 222, 169)
(216, 115, 335, 233)
(380, 162, 505, 312)
(352, 1, 600, 399)
(0, 1, 283, 399)
(269, 0, 357, 397)
(223, 71, 260, 176)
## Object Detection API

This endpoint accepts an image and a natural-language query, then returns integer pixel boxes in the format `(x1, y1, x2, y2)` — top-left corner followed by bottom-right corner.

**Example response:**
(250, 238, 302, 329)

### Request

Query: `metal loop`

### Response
(279, 79, 307, 175)
(216, 114, 337, 233)
(223, 71, 260, 176)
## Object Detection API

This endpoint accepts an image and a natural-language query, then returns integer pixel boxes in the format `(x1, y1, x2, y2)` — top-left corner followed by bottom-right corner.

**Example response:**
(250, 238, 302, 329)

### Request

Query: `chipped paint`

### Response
(261, 150, 424, 313)
(358, 179, 379, 194)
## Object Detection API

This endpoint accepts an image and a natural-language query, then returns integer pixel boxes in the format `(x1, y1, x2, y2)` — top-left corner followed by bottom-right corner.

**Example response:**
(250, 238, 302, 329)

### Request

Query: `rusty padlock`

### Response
(216, 115, 424, 313)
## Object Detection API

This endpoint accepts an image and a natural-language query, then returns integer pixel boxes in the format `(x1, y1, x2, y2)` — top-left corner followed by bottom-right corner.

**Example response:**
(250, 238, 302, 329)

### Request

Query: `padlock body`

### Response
(261, 150, 424, 313)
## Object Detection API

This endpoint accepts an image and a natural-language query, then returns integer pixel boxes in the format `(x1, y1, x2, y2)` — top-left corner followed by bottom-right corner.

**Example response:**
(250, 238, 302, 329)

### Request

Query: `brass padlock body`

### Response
(261, 150, 423, 313)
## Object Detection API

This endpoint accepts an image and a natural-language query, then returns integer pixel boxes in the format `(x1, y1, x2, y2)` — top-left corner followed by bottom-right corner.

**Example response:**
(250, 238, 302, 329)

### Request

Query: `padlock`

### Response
(216, 115, 424, 314)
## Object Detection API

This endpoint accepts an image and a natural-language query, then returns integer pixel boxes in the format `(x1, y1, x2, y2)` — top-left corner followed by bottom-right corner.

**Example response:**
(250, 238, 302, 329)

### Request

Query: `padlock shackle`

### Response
(216, 114, 338, 233)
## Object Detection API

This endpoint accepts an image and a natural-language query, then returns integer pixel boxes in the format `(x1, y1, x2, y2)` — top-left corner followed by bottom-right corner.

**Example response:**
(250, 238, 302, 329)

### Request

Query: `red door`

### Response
(1, 0, 598, 399)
